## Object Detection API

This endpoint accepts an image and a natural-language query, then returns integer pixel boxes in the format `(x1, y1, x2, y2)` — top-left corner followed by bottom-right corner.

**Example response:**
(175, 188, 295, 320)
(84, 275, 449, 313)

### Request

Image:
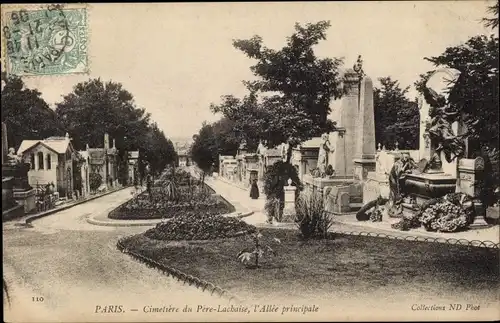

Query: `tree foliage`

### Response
(374, 77, 419, 150)
(211, 21, 344, 162)
(190, 122, 218, 175)
(414, 35, 498, 153)
(1, 72, 65, 149)
(55, 78, 177, 176)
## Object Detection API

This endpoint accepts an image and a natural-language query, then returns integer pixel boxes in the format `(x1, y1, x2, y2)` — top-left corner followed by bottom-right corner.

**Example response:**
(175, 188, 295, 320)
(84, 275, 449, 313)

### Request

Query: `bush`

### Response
(145, 213, 257, 240)
(295, 191, 332, 239)
(263, 161, 302, 220)
(89, 173, 102, 192)
(264, 197, 281, 223)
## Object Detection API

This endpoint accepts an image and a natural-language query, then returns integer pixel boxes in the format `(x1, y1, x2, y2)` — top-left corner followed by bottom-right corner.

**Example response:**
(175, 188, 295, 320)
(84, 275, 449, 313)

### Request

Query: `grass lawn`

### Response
(120, 228, 499, 304)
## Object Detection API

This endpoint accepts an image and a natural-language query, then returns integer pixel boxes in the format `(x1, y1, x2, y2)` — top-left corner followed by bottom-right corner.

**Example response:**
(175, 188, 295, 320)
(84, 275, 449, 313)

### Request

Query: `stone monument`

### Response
(303, 56, 373, 213)
(2, 122, 32, 219)
(404, 68, 463, 206)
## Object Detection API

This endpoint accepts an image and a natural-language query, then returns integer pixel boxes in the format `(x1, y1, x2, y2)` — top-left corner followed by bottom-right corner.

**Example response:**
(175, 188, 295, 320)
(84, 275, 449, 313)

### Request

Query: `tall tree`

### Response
(190, 122, 218, 181)
(55, 78, 151, 151)
(56, 78, 177, 177)
(211, 21, 344, 163)
(374, 77, 419, 150)
(1, 72, 64, 149)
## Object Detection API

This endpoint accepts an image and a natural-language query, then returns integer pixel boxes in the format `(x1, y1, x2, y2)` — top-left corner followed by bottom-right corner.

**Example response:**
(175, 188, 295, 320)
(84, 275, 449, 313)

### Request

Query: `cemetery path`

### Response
(206, 176, 500, 245)
(3, 188, 221, 323)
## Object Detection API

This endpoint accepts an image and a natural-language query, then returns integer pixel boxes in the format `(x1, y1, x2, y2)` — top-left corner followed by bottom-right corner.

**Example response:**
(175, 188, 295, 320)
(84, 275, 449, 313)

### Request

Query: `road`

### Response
(3, 188, 223, 323)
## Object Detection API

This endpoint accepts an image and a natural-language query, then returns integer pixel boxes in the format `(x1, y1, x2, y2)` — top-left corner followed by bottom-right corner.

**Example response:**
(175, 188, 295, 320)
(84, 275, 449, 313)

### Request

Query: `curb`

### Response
(117, 237, 242, 303)
(25, 186, 131, 224)
(87, 209, 255, 227)
(87, 217, 162, 227)
(328, 229, 500, 249)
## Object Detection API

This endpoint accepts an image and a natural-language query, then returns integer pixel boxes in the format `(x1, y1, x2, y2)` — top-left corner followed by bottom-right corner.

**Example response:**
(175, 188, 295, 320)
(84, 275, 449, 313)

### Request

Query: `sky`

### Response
(21, 1, 496, 140)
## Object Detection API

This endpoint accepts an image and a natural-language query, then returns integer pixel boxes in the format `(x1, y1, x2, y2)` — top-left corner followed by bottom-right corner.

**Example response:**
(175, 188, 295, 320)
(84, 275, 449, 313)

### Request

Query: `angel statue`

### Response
(317, 133, 334, 177)
(423, 86, 465, 163)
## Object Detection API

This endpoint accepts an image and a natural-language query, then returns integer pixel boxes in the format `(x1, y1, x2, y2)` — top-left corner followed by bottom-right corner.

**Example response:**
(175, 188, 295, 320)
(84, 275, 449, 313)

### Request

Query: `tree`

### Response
(482, 1, 499, 29)
(211, 21, 344, 163)
(190, 122, 218, 181)
(56, 78, 177, 178)
(414, 4, 499, 206)
(55, 78, 151, 151)
(374, 77, 419, 150)
(1, 72, 65, 149)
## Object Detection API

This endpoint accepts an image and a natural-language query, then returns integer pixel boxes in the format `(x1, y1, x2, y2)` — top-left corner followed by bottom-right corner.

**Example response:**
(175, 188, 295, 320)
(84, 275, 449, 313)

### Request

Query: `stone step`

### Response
(349, 202, 363, 211)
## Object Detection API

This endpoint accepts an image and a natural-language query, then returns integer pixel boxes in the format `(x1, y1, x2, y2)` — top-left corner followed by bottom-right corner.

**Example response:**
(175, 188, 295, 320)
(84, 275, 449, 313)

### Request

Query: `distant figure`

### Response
(250, 179, 259, 200)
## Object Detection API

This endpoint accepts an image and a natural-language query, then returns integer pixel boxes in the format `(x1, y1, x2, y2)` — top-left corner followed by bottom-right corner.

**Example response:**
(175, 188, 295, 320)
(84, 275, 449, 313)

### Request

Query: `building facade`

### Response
(17, 133, 77, 198)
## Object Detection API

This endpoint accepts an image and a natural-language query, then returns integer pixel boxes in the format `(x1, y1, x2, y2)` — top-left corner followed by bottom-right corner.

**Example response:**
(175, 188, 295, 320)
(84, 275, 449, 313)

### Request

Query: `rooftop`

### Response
(17, 136, 73, 155)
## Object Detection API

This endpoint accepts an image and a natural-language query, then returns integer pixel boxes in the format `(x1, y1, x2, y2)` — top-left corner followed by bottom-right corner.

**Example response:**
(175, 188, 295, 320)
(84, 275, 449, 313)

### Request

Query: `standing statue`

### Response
(317, 133, 333, 177)
(388, 152, 417, 209)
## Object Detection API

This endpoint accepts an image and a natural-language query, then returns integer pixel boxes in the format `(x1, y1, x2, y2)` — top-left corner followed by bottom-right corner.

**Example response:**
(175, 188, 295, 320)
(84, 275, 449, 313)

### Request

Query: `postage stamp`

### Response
(1, 4, 88, 76)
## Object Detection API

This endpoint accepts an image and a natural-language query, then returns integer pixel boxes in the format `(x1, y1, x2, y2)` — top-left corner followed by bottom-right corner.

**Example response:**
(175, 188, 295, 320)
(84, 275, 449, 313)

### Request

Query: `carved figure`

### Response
(317, 133, 333, 177)
(423, 85, 465, 163)
(6, 147, 22, 165)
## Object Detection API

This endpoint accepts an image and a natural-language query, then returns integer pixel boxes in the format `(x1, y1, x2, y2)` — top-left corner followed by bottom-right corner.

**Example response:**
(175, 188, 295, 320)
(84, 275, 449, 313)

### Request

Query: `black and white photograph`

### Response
(2, 2, 499, 322)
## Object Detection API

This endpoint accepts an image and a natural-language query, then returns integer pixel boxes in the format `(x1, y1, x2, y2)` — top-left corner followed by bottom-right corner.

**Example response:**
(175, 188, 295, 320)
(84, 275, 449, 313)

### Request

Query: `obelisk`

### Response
(353, 76, 376, 180)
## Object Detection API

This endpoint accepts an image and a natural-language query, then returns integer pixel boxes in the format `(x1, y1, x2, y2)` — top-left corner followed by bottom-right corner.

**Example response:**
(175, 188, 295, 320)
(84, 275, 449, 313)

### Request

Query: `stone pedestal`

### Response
(303, 174, 360, 214)
(456, 157, 486, 220)
(282, 180, 297, 222)
(353, 158, 376, 181)
(3, 163, 36, 213)
(404, 172, 456, 204)
(363, 171, 390, 203)
(13, 188, 36, 213)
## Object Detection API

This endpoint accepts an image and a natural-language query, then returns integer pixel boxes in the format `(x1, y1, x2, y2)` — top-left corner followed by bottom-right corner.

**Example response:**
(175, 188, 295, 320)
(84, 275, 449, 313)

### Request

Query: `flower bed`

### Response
(145, 213, 256, 240)
(108, 172, 234, 220)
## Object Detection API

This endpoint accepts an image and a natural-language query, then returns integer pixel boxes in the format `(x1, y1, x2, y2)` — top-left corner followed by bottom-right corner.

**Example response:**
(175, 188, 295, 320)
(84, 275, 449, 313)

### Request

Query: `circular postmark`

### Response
(2, 4, 87, 75)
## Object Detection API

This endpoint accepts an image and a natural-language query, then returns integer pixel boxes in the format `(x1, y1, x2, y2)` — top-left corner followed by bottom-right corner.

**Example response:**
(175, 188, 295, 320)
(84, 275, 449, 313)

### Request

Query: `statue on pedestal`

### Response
(317, 133, 333, 178)
(423, 76, 465, 163)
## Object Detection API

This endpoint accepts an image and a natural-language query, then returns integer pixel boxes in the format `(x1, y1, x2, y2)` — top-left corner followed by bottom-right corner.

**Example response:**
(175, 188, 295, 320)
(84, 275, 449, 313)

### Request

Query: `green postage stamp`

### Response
(2, 4, 88, 76)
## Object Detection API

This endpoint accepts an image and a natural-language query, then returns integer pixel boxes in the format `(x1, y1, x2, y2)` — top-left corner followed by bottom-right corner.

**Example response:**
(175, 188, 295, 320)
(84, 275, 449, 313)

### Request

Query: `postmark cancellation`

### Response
(1, 4, 88, 76)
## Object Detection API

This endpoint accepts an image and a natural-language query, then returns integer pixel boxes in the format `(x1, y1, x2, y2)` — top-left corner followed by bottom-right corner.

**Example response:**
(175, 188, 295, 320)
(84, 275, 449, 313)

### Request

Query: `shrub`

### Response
(295, 191, 332, 239)
(264, 197, 281, 223)
(263, 161, 302, 220)
(164, 180, 180, 202)
(145, 213, 257, 240)
(89, 173, 102, 192)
